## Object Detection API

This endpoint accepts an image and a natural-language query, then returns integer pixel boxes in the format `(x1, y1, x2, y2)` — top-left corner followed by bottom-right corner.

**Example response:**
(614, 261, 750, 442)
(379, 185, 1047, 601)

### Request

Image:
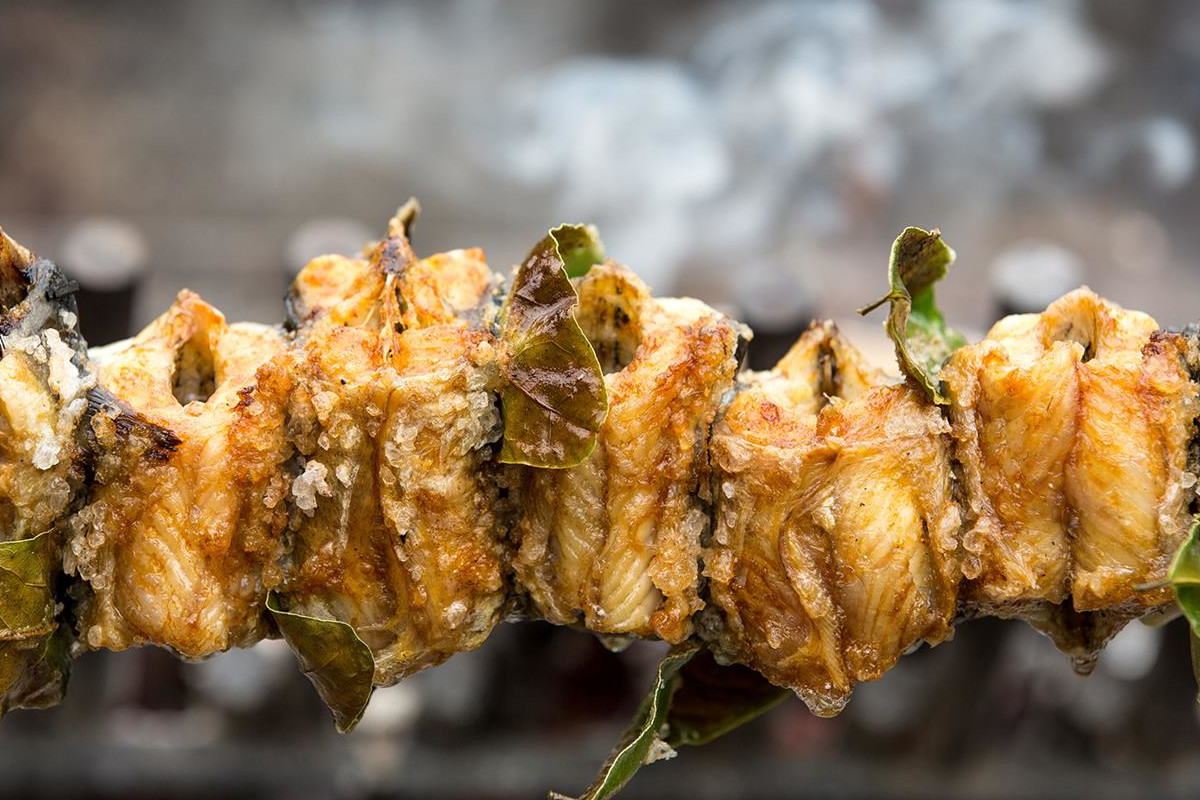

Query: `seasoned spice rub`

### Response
(703, 323, 961, 714)
(69, 291, 289, 658)
(271, 212, 507, 686)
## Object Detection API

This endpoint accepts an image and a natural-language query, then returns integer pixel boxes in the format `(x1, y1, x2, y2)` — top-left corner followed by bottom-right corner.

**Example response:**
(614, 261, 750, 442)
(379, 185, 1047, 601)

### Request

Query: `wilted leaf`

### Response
(267, 592, 375, 733)
(1170, 519, 1200, 634)
(858, 227, 965, 404)
(664, 648, 791, 748)
(1190, 630, 1200, 704)
(0, 626, 71, 716)
(551, 223, 606, 279)
(555, 642, 793, 800)
(0, 532, 69, 717)
(555, 641, 699, 800)
(1168, 516, 1200, 704)
(498, 224, 607, 468)
(0, 532, 58, 640)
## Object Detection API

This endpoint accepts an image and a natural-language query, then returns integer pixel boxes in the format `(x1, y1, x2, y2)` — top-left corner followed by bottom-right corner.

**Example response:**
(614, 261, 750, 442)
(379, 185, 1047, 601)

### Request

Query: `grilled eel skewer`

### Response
(0, 213, 1195, 734)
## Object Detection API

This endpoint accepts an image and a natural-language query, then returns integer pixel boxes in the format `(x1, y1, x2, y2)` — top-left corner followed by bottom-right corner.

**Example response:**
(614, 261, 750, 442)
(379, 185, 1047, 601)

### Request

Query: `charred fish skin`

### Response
(1173, 321, 1200, 507)
(941, 288, 1199, 663)
(0, 229, 93, 714)
(705, 323, 960, 715)
(68, 291, 290, 659)
(511, 262, 744, 644)
(276, 215, 508, 686)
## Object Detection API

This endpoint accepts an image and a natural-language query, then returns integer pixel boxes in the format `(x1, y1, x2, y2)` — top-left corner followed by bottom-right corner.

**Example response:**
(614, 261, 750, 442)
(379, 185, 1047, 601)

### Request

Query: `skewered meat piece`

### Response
(703, 323, 961, 714)
(0, 228, 91, 713)
(68, 291, 290, 658)
(942, 288, 1197, 663)
(0, 231, 91, 539)
(3, 205, 1200, 753)
(512, 263, 745, 644)
(272, 212, 507, 685)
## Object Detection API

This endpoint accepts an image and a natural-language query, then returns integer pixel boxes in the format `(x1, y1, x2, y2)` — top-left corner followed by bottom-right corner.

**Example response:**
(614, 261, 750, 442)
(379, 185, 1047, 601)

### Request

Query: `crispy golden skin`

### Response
(277, 230, 507, 684)
(286, 254, 367, 326)
(705, 324, 960, 714)
(943, 289, 1197, 629)
(69, 292, 290, 658)
(942, 314, 1078, 606)
(1067, 328, 1194, 612)
(512, 263, 744, 644)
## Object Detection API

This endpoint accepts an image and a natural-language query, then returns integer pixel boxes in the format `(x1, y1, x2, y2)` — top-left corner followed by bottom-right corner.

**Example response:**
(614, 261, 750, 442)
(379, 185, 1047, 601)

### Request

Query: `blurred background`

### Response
(3, 0, 1200, 797)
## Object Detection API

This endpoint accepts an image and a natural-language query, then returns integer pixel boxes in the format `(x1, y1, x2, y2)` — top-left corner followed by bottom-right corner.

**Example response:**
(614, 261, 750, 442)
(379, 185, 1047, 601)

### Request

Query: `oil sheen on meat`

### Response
(69, 292, 290, 658)
(942, 288, 1197, 662)
(275, 216, 507, 685)
(705, 323, 961, 715)
(511, 263, 744, 644)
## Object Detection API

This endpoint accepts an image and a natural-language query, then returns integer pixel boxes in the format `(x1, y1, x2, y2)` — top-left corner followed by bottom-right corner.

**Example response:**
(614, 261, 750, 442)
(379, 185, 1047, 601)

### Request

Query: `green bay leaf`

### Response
(555, 642, 793, 800)
(1168, 519, 1200, 702)
(0, 532, 69, 717)
(267, 592, 375, 733)
(555, 641, 700, 800)
(0, 625, 70, 716)
(551, 223, 606, 279)
(1190, 631, 1200, 705)
(0, 531, 58, 641)
(498, 224, 607, 468)
(858, 227, 965, 404)
(665, 648, 790, 748)
(1170, 518, 1200, 632)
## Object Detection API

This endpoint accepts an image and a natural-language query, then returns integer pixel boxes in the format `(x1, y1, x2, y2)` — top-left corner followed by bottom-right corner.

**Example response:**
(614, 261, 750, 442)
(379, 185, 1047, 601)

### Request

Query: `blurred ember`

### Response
(3, 1, 1200, 798)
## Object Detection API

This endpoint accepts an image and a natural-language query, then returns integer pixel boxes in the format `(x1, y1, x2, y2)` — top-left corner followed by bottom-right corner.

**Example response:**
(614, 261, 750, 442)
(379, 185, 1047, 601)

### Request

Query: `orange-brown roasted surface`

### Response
(3, 210, 1199, 736)
(68, 292, 290, 658)
(511, 263, 744, 644)
(942, 289, 1197, 642)
(704, 324, 961, 714)
(273, 217, 507, 684)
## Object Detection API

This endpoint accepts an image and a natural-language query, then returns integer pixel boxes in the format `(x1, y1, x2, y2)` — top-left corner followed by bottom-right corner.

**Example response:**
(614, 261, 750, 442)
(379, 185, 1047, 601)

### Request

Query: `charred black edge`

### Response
(732, 326, 751, 372)
(374, 227, 417, 278)
(0, 258, 84, 352)
(812, 320, 844, 406)
(1166, 324, 1200, 518)
(283, 201, 421, 333)
(959, 598, 1135, 676)
(86, 388, 183, 462)
(694, 322, 753, 658)
(282, 286, 309, 332)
